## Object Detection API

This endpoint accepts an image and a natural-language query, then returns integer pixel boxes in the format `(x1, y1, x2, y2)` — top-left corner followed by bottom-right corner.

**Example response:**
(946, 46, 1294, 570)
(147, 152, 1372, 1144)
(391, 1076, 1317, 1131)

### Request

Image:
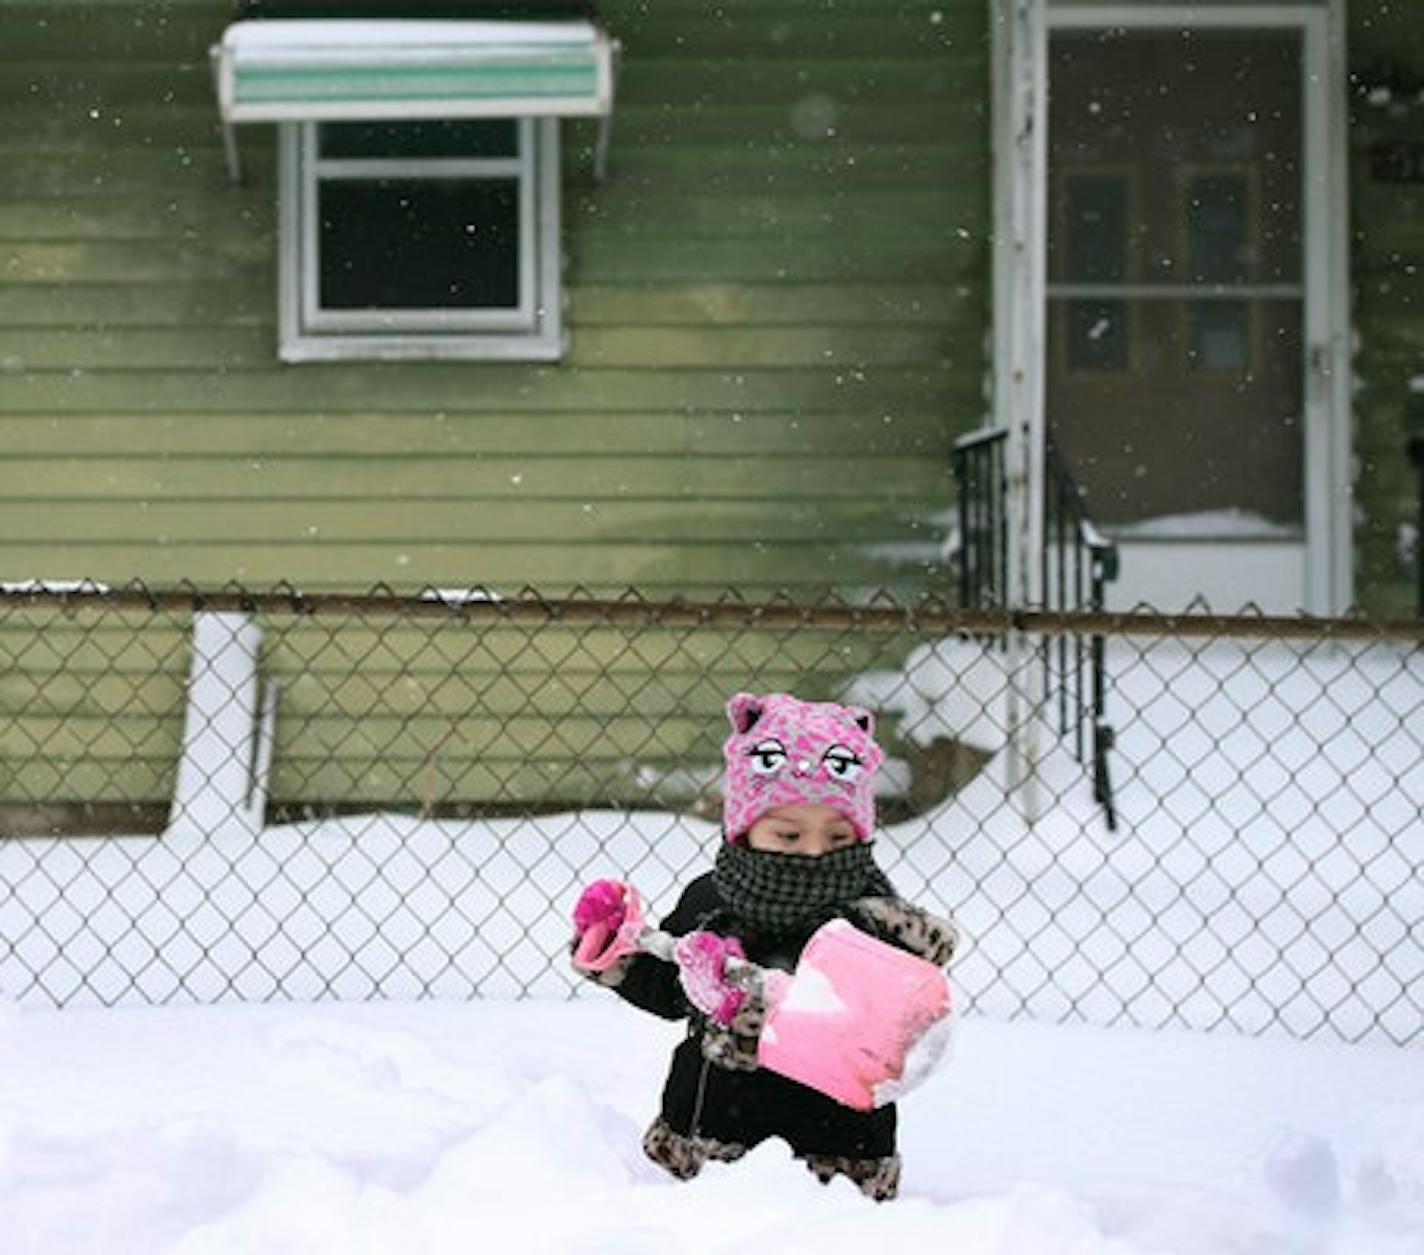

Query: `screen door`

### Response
(1045, 26, 1305, 538)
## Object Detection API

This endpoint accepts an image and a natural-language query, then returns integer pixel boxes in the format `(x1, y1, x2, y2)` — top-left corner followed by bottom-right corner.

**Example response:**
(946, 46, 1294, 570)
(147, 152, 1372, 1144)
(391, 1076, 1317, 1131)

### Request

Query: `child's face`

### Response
(744, 804, 858, 856)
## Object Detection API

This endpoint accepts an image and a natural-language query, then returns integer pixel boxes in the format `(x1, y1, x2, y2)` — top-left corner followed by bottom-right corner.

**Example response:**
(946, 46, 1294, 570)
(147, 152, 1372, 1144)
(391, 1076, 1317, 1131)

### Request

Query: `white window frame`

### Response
(991, 0, 1352, 614)
(277, 116, 564, 362)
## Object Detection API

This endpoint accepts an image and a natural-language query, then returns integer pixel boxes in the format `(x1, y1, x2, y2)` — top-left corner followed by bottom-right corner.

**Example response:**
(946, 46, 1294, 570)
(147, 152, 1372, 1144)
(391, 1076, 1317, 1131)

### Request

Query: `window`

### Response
(278, 116, 562, 361)
(1183, 170, 1253, 372)
(212, 15, 614, 363)
(1056, 172, 1132, 372)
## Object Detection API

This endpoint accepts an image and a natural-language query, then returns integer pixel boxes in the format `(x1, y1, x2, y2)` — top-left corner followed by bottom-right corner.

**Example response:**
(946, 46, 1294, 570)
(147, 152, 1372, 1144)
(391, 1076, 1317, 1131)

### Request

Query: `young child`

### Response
(570, 691, 958, 1201)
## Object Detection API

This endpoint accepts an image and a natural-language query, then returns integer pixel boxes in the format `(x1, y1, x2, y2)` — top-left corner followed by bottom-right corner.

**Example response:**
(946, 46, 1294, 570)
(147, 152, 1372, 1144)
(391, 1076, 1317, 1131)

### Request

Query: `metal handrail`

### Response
(951, 427, 1120, 829)
(1043, 435, 1120, 830)
(951, 427, 1010, 609)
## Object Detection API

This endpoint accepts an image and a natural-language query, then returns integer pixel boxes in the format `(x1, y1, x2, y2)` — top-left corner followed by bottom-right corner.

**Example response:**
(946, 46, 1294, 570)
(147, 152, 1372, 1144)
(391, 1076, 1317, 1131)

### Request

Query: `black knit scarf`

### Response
(712, 840, 896, 934)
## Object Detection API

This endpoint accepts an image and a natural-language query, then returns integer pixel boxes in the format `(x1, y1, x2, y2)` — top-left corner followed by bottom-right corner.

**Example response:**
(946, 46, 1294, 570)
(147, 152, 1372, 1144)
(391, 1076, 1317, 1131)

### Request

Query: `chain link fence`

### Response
(1, 584, 1421, 1048)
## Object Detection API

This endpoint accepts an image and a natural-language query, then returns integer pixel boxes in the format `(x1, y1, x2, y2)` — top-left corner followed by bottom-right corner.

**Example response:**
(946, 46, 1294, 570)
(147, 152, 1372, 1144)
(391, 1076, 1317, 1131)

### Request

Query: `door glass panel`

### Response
(1050, 297, 1303, 527)
(1066, 175, 1128, 281)
(1047, 29, 1304, 534)
(1186, 173, 1250, 284)
(1067, 298, 1129, 371)
(1187, 299, 1249, 372)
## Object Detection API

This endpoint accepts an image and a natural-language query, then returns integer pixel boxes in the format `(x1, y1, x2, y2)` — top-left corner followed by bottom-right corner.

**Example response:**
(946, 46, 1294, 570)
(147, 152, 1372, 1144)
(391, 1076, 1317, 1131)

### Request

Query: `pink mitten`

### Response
(673, 931, 748, 1025)
(571, 879, 645, 973)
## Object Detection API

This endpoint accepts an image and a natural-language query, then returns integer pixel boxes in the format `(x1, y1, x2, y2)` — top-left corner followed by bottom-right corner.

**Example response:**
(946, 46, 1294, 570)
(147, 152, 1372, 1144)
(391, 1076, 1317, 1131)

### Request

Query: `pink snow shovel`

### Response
(576, 884, 953, 1111)
(751, 917, 952, 1110)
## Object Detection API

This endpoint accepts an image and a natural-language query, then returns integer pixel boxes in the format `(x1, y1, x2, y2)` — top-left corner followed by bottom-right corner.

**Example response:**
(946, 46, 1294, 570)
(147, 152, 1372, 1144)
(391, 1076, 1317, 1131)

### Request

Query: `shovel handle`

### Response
(637, 927, 752, 977)
(636, 927, 676, 961)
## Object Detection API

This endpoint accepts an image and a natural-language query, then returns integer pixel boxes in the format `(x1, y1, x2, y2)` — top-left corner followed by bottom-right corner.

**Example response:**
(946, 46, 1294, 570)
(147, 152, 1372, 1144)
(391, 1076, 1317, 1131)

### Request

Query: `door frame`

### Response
(991, 0, 1352, 613)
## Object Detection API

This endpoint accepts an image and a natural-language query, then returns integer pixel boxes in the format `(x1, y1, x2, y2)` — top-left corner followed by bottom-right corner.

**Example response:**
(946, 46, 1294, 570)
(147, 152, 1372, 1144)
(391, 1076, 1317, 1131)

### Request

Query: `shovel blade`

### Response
(757, 918, 952, 1110)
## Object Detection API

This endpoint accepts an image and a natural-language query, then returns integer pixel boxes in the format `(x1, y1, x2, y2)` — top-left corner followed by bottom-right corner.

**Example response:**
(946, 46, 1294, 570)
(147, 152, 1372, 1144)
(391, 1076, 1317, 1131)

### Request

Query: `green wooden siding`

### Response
(0, 0, 981, 818)
(0, 0, 988, 602)
(1350, 3, 1424, 619)
(0, 607, 910, 814)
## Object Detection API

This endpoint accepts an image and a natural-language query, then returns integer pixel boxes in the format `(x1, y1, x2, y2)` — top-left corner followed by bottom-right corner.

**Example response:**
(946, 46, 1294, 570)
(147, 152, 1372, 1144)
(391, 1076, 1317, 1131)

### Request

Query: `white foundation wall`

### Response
(1104, 540, 1309, 615)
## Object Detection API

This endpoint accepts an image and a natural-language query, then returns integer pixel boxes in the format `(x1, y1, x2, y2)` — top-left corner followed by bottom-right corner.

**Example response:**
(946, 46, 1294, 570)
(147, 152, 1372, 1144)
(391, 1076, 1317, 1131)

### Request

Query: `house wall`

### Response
(5, 1, 1414, 614)
(1349, 0, 1424, 619)
(0, 0, 988, 822)
(0, 0, 989, 602)
(3, 0, 1418, 825)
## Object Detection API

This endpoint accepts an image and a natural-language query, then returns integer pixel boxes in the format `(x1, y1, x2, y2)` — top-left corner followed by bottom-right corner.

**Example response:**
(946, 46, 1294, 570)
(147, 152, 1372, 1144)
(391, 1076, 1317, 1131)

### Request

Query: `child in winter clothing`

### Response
(570, 691, 959, 1201)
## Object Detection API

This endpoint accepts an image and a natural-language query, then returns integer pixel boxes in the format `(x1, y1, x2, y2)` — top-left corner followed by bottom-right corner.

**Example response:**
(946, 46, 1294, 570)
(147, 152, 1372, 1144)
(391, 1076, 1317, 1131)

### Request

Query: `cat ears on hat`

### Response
(725, 692, 765, 733)
(724, 691, 876, 736)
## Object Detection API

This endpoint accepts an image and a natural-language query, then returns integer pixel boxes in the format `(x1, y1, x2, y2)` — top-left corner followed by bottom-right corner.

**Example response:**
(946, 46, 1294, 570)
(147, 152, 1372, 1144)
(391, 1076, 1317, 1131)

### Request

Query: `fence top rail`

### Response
(1, 583, 1421, 643)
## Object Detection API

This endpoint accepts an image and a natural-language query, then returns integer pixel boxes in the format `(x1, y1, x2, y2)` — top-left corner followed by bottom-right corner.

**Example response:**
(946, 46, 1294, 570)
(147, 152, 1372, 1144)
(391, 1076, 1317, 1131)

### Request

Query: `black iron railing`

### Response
(951, 427, 1010, 608)
(951, 427, 1120, 829)
(1043, 435, 1120, 830)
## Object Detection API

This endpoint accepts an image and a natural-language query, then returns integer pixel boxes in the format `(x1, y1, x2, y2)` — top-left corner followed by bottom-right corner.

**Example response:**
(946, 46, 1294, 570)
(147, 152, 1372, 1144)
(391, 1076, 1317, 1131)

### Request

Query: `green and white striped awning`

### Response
(213, 19, 615, 122)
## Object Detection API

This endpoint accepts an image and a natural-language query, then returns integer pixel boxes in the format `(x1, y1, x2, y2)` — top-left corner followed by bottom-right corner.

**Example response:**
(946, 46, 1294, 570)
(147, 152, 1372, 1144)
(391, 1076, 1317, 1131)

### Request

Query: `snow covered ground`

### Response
(2, 624, 1420, 1251)
(3, 994, 1422, 1255)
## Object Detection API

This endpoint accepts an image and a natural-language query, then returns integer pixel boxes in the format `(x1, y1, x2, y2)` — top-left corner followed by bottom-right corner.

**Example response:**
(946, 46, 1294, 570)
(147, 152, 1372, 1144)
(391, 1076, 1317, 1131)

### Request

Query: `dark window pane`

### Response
(318, 179, 520, 310)
(1187, 300, 1249, 371)
(1066, 299, 1128, 371)
(1049, 298, 1301, 528)
(1187, 175, 1250, 284)
(319, 119, 518, 160)
(1065, 176, 1127, 283)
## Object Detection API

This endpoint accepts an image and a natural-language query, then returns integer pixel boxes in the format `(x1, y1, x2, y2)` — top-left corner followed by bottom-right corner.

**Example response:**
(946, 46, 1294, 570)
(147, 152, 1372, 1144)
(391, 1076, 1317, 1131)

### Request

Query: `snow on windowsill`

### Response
(1108, 509, 1302, 543)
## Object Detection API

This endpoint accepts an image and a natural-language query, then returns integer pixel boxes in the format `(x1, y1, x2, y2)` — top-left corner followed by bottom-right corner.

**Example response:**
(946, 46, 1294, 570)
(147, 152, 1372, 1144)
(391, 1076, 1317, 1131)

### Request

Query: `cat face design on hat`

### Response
(722, 692, 884, 843)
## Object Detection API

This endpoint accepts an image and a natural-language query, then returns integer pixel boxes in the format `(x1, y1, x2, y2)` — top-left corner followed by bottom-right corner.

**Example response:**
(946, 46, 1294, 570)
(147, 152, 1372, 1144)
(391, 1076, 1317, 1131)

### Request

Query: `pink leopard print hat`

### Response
(721, 691, 884, 842)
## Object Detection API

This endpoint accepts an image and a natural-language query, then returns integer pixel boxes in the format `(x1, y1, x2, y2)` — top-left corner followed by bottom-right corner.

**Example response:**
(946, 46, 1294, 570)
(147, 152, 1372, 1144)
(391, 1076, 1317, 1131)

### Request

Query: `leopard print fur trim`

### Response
(726, 976, 772, 1037)
(698, 1021, 760, 1070)
(642, 1117, 746, 1180)
(849, 897, 959, 967)
(692, 965, 772, 1070)
(643, 1118, 900, 1200)
(802, 1151, 902, 1201)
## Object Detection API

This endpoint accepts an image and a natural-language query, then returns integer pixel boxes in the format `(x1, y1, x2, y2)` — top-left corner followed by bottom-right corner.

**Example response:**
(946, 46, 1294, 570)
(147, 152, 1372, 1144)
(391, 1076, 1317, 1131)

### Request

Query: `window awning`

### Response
(211, 17, 617, 183)
(213, 19, 614, 123)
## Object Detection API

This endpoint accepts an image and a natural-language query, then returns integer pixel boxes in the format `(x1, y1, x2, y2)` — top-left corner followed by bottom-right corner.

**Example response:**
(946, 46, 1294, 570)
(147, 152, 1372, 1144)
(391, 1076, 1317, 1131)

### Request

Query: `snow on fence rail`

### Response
(0, 584, 1420, 1048)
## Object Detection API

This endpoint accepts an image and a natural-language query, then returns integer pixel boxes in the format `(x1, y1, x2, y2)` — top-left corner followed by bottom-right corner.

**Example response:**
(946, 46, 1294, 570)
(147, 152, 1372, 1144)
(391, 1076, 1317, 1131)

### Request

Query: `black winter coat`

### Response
(612, 871, 898, 1160)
